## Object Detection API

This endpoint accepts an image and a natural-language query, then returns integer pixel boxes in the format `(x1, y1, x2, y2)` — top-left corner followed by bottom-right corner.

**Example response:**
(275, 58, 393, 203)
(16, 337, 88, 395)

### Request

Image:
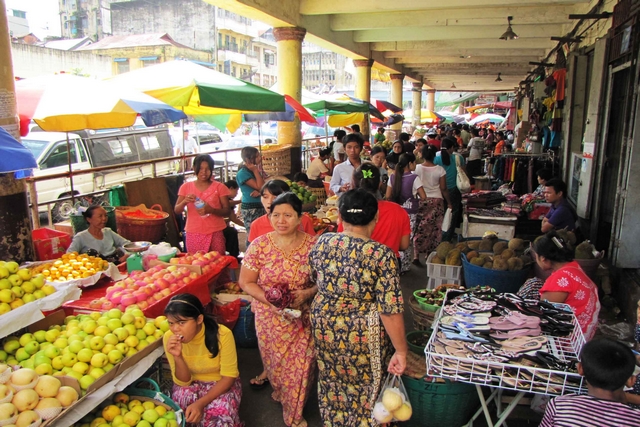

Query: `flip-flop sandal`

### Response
(441, 316, 491, 332)
(249, 376, 270, 390)
(501, 337, 547, 353)
(490, 327, 542, 340)
(450, 313, 490, 324)
(490, 313, 541, 331)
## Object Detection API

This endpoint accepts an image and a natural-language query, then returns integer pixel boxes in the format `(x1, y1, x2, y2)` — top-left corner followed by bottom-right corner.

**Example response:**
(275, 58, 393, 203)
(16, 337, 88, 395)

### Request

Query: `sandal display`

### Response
(425, 287, 587, 396)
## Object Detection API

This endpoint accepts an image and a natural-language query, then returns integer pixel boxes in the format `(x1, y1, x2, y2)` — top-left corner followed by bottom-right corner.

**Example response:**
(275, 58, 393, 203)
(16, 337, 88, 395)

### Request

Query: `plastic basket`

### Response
(461, 254, 531, 293)
(70, 206, 117, 234)
(115, 204, 169, 243)
(407, 330, 432, 355)
(402, 376, 479, 427)
(232, 304, 258, 348)
(123, 377, 185, 427)
(261, 145, 291, 176)
(32, 228, 72, 261)
(426, 252, 463, 283)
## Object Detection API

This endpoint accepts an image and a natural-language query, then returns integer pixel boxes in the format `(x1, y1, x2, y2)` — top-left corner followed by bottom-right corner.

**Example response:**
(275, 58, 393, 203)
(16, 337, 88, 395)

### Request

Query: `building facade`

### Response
(6, 8, 29, 37)
(59, 0, 114, 40)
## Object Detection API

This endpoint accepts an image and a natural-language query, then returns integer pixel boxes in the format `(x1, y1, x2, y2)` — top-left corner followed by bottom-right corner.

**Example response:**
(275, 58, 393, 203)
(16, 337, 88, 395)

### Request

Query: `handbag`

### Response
(455, 155, 471, 193)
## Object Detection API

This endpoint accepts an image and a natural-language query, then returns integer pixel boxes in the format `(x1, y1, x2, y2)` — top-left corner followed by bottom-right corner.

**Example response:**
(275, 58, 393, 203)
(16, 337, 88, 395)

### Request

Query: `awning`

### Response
(187, 59, 216, 68)
(140, 56, 158, 61)
(113, 58, 128, 62)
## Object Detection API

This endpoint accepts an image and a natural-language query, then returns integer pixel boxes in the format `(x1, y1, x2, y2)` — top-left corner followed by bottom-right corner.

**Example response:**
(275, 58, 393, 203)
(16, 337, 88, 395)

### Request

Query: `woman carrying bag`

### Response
(434, 137, 466, 242)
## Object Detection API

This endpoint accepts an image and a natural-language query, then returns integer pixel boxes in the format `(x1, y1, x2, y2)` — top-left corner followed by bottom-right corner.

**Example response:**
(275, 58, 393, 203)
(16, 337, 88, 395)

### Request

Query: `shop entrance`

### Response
(596, 67, 631, 251)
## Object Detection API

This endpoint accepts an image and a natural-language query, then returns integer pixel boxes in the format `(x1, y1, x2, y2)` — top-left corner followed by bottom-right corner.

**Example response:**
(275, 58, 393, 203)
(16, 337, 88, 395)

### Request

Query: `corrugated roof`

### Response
(44, 37, 92, 51)
(77, 33, 191, 50)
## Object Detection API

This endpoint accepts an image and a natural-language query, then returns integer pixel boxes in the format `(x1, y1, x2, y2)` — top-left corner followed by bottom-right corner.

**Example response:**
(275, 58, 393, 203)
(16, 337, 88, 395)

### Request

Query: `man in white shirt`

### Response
(332, 129, 347, 162)
(175, 129, 199, 171)
(330, 133, 363, 196)
(467, 128, 486, 181)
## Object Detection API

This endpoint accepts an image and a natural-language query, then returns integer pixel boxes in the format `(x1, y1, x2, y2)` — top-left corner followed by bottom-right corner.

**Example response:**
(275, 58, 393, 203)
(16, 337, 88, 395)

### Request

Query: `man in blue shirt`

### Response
(542, 178, 577, 232)
(329, 133, 363, 196)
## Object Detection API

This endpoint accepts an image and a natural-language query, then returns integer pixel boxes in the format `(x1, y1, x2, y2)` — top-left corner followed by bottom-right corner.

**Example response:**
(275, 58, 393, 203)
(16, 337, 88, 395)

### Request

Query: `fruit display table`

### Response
(48, 346, 165, 427)
(62, 256, 238, 318)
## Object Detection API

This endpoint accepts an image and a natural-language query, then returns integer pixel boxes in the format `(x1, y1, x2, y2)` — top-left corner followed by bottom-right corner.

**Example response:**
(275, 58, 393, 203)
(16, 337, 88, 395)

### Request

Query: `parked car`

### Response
(23, 127, 176, 222)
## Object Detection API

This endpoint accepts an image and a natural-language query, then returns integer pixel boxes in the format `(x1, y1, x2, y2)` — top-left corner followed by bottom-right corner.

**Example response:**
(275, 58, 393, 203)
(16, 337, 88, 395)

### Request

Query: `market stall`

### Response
(424, 287, 586, 427)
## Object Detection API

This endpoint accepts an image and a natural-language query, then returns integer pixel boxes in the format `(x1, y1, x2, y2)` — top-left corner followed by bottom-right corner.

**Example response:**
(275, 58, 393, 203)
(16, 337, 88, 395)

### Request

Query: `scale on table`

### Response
(124, 241, 151, 273)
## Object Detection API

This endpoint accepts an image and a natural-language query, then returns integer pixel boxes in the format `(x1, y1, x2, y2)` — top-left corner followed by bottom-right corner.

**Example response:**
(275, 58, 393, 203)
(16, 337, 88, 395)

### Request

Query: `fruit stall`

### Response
(0, 246, 238, 427)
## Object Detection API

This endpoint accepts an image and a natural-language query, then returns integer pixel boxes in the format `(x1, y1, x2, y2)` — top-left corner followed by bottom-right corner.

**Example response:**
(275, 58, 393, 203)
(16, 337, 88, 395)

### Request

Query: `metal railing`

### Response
(28, 137, 328, 230)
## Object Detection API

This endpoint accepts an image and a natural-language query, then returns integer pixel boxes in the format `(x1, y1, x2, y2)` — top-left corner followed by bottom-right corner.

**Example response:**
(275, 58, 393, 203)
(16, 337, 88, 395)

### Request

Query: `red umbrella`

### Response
(372, 98, 402, 114)
(285, 95, 317, 124)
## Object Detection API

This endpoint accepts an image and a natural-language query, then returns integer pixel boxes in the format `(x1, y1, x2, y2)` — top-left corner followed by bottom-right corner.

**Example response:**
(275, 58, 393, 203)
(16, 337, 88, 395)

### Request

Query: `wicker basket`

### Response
(261, 145, 291, 176)
(409, 295, 436, 331)
(115, 204, 169, 243)
(123, 378, 185, 427)
(308, 186, 327, 208)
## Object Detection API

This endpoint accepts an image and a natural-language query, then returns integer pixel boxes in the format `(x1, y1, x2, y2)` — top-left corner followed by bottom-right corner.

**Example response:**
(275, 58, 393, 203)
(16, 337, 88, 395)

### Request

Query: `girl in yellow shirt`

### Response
(163, 294, 243, 426)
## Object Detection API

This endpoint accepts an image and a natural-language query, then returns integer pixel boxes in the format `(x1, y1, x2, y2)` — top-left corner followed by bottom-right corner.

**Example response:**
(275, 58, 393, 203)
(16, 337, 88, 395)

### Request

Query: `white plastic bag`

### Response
(442, 208, 452, 232)
(373, 374, 412, 423)
(456, 155, 471, 193)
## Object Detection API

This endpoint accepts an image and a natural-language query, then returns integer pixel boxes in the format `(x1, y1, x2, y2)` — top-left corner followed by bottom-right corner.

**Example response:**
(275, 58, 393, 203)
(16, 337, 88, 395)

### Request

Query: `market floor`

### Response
(234, 261, 544, 427)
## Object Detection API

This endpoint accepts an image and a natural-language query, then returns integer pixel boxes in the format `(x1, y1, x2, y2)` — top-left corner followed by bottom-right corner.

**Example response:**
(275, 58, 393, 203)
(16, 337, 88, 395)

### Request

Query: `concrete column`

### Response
(426, 89, 436, 113)
(353, 59, 373, 141)
(0, 2, 34, 264)
(390, 74, 404, 132)
(273, 26, 306, 175)
(411, 82, 423, 129)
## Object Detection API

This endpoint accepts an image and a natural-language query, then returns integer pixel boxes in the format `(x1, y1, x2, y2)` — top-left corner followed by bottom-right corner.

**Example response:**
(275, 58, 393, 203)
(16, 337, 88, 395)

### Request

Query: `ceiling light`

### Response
(459, 55, 471, 59)
(495, 73, 503, 82)
(499, 16, 519, 40)
(450, 82, 456, 89)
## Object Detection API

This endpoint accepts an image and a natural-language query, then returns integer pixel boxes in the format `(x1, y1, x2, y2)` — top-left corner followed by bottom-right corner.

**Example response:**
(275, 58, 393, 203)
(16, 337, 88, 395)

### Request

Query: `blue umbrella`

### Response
(0, 127, 37, 176)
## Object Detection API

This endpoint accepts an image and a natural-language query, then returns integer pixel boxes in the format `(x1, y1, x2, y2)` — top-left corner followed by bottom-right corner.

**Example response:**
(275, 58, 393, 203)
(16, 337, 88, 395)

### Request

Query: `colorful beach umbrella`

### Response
(0, 127, 37, 175)
(15, 74, 186, 134)
(468, 113, 505, 125)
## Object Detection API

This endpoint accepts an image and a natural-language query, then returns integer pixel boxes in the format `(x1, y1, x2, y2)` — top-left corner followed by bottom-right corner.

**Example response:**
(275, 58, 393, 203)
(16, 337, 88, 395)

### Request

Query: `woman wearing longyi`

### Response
(163, 294, 242, 426)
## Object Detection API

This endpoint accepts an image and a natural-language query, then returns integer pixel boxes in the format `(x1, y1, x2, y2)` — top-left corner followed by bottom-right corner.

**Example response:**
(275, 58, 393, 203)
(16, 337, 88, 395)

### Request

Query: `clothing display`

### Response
(492, 155, 554, 195)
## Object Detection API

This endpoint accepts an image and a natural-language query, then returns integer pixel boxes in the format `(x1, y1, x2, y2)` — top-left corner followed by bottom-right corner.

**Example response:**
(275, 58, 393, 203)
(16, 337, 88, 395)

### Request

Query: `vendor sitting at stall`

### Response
(67, 206, 130, 263)
(163, 294, 243, 426)
(533, 168, 553, 196)
(541, 178, 577, 233)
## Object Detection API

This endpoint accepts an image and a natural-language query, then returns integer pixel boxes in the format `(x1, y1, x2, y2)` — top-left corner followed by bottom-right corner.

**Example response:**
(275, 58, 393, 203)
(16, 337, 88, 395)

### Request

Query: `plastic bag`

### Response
(442, 208, 452, 232)
(456, 155, 471, 193)
(373, 374, 412, 423)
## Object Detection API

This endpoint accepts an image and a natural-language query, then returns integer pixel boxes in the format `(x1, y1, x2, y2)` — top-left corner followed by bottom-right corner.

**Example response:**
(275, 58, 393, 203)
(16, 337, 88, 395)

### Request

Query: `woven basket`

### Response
(409, 295, 436, 331)
(308, 186, 327, 209)
(124, 378, 185, 427)
(261, 145, 291, 176)
(115, 204, 169, 243)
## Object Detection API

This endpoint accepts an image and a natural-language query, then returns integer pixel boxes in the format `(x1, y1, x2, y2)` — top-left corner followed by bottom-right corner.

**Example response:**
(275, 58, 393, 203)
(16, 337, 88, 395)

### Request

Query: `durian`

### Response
(478, 239, 494, 252)
(493, 242, 508, 255)
(492, 258, 508, 271)
(436, 242, 454, 259)
(483, 262, 493, 269)
(466, 251, 479, 260)
(467, 240, 481, 250)
(507, 258, 524, 271)
(500, 249, 515, 259)
(445, 249, 462, 266)
(508, 238, 525, 252)
(470, 257, 485, 266)
(575, 241, 595, 260)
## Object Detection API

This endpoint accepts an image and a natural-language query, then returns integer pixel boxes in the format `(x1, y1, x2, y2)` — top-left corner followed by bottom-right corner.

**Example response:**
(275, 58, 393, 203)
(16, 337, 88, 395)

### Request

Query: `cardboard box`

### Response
(114, 337, 163, 377)
(41, 376, 82, 427)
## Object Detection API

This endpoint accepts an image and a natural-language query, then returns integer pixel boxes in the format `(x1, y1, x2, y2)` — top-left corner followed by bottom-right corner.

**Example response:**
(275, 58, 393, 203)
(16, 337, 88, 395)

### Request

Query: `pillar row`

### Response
(426, 89, 436, 113)
(411, 82, 423, 129)
(353, 59, 373, 141)
(390, 74, 404, 133)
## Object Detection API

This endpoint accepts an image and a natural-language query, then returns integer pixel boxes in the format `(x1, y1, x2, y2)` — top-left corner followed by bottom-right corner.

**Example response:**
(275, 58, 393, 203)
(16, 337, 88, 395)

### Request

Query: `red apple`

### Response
(89, 299, 103, 309)
(143, 286, 154, 297)
(101, 301, 114, 310)
(146, 296, 156, 306)
(163, 273, 176, 284)
(134, 291, 147, 303)
(169, 283, 181, 292)
(189, 272, 199, 279)
(121, 294, 137, 307)
(137, 300, 149, 310)
(182, 276, 193, 285)
(153, 293, 164, 301)
(156, 279, 170, 290)
(160, 288, 171, 297)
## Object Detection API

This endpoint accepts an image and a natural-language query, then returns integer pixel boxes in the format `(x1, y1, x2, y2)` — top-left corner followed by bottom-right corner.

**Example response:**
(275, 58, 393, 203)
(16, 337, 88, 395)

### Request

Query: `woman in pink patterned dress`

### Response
(533, 231, 601, 340)
(239, 193, 317, 427)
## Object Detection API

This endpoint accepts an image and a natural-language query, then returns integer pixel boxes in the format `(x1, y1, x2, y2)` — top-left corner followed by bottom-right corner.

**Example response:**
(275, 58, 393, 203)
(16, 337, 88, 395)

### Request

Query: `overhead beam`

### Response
(372, 39, 555, 51)
(400, 62, 534, 71)
(300, 0, 590, 15)
(354, 24, 565, 42)
(331, 5, 576, 31)
(385, 49, 547, 58)
(397, 56, 541, 64)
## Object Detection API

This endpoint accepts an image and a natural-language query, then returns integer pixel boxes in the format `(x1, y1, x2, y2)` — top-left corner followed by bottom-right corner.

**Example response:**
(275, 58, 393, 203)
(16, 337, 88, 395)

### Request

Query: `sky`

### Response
(6, 0, 61, 39)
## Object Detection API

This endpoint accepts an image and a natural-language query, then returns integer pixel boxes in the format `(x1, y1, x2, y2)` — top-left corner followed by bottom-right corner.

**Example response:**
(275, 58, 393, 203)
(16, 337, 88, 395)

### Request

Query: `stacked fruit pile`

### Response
(0, 262, 56, 315)
(74, 392, 179, 427)
(93, 265, 199, 312)
(30, 252, 109, 282)
(167, 250, 227, 275)
(0, 367, 80, 426)
(0, 307, 169, 392)
(218, 281, 248, 296)
(285, 181, 317, 205)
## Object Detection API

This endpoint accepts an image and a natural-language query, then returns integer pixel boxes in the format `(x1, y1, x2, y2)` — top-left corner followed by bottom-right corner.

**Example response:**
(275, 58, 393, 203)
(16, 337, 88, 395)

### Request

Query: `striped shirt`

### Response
(540, 394, 640, 427)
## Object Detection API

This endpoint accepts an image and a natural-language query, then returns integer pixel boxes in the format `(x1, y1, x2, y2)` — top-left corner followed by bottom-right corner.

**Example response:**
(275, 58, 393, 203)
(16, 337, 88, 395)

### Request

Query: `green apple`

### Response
(0, 279, 11, 290)
(16, 268, 31, 281)
(34, 352, 51, 367)
(0, 289, 15, 304)
(153, 329, 164, 340)
(101, 344, 115, 355)
(0, 303, 11, 315)
(103, 333, 119, 346)
(20, 281, 35, 294)
(106, 319, 123, 332)
(120, 313, 135, 325)
(130, 309, 144, 318)
(65, 326, 81, 337)
(51, 355, 64, 370)
(68, 341, 84, 354)
(8, 275, 22, 287)
(142, 323, 156, 336)
(30, 274, 44, 289)
(66, 370, 83, 381)
(163, 411, 176, 420)
(15, 348, 30, 362)
(135, 330, 147, 341)
(136, 339, 149, 351)
(33, 331, 47, 343)
(97, 317, 109, 327)
(113, 328, 129, 342)
(44, 329, 60, 343)
(22, 293, 36, 304)
(125, 348, 137, 358)
(81, 320, 98, 334)
(133, 317, 146, 329)
(89, 336, 105, 351)
(4, 261, 18, 274)
(61, 352, 78, 367)
(3, 337, 20, 354)
(35, 363, 53, 375)
(146, 335, 156, 344)
(90, 353, 108, 368)
(0, 267, 8, 279)
(0, 350, 7, 362)
(53, 337, 68, 349)
(103, 363, 115, 372)
(23, 341, 39, 355)
(20, 358, 34, 369)
(107, 349, 123, 364)
(77, 348, 93, 363)
(94, 326, 110, 337)
(115, 343, 129, 354)
(89, 367, 105, 380)
(107, 309, 123, 319)
(79, 374, 96, 390)
(154, 418, 169, 427)
(19, 333, 35, 347)
(123, 324, 137, 336)
(72, 361, 89, 375)
(137, 420, 152, 427)
(33, 290, 46, 300)
(39, 342, 52, 351)
(142, 409, 159, 424)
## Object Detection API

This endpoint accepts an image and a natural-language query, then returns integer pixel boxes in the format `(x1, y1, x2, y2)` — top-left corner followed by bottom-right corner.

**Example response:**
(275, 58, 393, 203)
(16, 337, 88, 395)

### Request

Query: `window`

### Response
(116, 60, 129, 74)
(77, 141, 87, 162)
(107, 139, 131, 156)
(41, 142, 78, 169)
(218, 33, 223, 49)
(232, 66, 236, 77)
(12, 10, 26, 19)
(140, 136, 160, 151)
(225, 35, 230, 50)
(141, 58, 159, 67)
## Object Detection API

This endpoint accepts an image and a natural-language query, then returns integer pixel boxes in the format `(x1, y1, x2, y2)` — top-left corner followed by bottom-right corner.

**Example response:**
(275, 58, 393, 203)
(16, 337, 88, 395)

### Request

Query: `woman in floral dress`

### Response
(309, 189, 408, 426)
(239, 193, 317, 427)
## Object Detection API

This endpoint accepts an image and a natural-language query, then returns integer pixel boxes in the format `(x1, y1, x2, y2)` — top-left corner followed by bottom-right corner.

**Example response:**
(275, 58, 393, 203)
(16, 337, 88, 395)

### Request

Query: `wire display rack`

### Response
(425, 293, 587, 397)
